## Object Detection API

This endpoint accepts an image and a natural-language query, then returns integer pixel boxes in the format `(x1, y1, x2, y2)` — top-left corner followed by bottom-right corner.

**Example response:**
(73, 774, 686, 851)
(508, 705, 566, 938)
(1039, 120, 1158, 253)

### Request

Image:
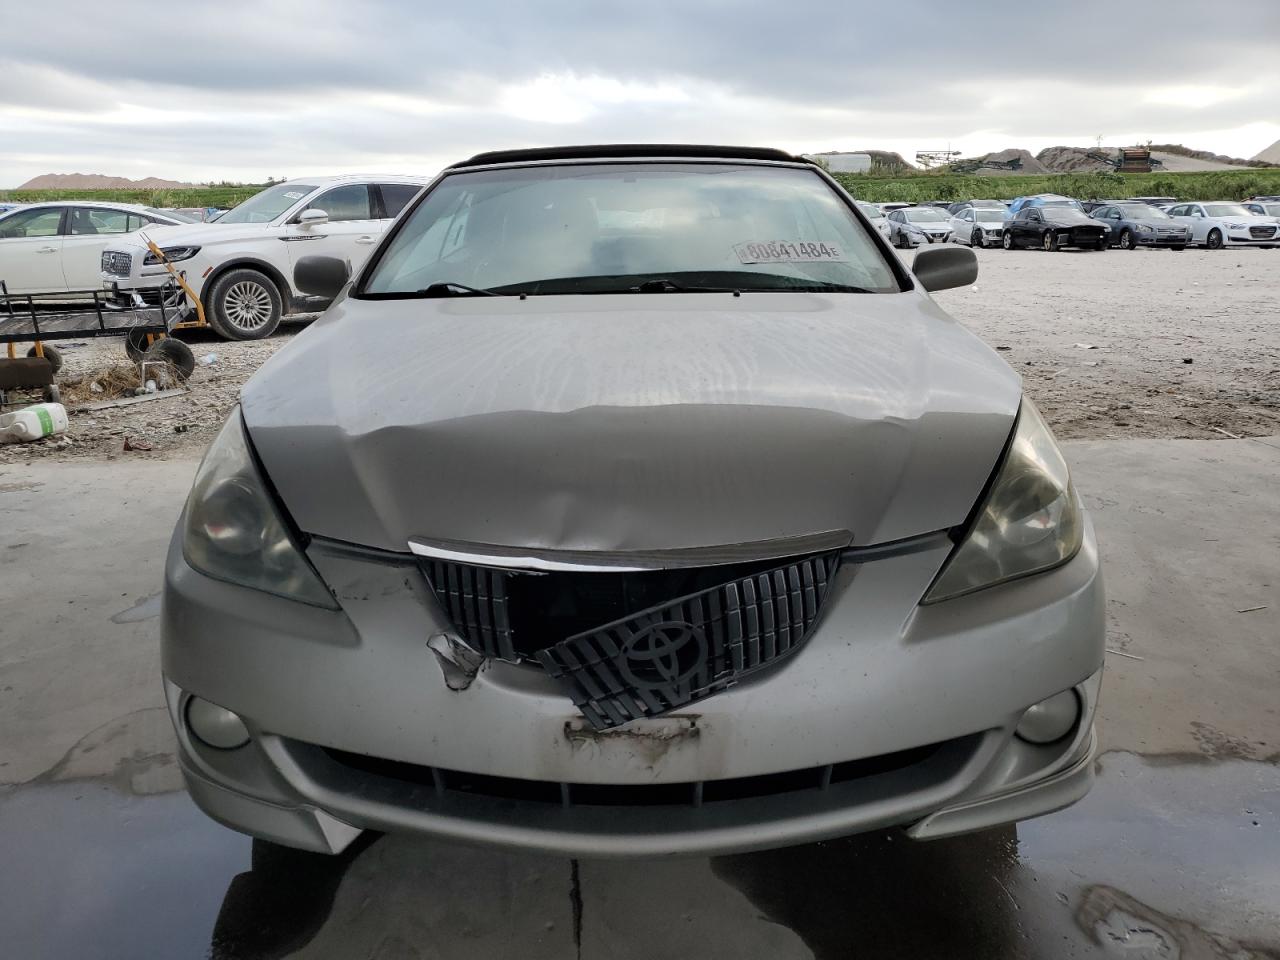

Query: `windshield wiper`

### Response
(630, 278, 741, 294)
(414, 282, 500, 298)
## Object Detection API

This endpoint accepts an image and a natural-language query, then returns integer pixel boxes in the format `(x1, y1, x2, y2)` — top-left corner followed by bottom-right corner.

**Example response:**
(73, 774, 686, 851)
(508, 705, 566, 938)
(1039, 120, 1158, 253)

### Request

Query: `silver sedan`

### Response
(162, 145, 1104, 857)
(948, 207, 1009, 248)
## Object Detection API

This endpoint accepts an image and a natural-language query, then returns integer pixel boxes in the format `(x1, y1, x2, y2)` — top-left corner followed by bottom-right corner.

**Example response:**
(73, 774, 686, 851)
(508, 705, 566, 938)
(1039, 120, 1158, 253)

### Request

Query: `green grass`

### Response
(4, 168, 1278, 210)
(831, 169, 1280, 203)
(0, 185, 267, 208)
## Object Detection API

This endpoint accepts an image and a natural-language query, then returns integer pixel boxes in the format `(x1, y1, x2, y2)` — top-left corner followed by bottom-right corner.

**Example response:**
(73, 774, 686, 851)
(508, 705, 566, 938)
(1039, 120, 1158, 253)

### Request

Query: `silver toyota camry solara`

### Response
(162, 145, 1104, 857)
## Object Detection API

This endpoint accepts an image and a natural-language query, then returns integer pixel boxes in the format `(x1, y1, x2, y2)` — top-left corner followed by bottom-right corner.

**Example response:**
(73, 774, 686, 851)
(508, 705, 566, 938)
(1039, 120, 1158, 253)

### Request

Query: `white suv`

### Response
(100, 175, 427, 339)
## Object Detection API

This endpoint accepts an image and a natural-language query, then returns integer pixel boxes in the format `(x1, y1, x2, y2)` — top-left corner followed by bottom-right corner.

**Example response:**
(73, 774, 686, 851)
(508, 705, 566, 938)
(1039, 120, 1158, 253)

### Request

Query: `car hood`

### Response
(241, 291, 1022, 555)
(131, 221, 269, 249)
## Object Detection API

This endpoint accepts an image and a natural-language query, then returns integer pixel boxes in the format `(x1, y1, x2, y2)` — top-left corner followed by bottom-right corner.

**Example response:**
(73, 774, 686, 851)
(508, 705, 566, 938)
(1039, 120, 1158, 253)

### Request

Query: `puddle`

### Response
(0, 752, 1274, 958)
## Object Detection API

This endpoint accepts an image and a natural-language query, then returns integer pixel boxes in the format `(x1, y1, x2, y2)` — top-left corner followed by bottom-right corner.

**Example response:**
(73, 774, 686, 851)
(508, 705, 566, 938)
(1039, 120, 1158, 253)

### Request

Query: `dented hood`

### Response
(240, 291, 1021, 555)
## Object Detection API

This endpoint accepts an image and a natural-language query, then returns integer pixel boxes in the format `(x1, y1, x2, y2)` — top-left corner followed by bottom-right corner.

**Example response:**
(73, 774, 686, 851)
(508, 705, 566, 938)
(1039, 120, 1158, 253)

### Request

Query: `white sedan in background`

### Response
(0, 201, 194, 295)
(948, 207, 1008, 248)
(1166, 201, 1279, 249)
(854, 200, 892, 241)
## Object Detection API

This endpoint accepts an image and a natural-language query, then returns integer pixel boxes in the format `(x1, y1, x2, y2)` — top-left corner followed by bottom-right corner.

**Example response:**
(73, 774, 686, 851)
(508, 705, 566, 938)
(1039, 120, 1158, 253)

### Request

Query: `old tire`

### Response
(1118, 230, 1134, 250)
(141, 337, 196, 382)
(207, 268, 283, 341)
(26, 345, 63, 374)
(1206, 229, 1224, 250)
(1042, 231, 1059, 252)
(124, 328, 152, 360)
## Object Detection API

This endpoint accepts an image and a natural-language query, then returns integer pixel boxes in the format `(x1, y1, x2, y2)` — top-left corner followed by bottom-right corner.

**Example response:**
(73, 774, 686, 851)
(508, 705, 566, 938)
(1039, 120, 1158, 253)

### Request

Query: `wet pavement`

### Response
(2, 751, 1277, 958)
(3, 442, 1279, 958)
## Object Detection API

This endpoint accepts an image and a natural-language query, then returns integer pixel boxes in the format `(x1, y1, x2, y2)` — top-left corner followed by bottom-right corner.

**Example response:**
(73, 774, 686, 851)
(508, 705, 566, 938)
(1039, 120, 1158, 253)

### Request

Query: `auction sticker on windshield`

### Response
(734, 241, 847, 264)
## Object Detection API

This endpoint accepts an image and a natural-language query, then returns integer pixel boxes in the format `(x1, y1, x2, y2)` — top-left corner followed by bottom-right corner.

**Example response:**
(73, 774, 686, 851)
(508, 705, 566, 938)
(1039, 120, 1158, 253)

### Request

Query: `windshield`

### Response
(1258, 204, 1280, 216)
(217, 182, 318, 224)
(1119, 204, 1169, 219)
(361, 163, 900, 296)
(1044, 208, 1092, 222)
(855, 201, 883, 219)
(975, 210, 1005, 222)
(1040, 199, 1085, 211)
(1204, 204, 1250, 218)
(147, 207, 196, 223)
(971, 200, 1008, 209)
(903, 208, 948, 222)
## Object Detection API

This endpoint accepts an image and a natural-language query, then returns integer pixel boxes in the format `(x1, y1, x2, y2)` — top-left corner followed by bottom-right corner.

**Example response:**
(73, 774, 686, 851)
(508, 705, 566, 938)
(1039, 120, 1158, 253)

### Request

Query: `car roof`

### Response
(448, 144, 810, 169)
(13, 200, 152, 211)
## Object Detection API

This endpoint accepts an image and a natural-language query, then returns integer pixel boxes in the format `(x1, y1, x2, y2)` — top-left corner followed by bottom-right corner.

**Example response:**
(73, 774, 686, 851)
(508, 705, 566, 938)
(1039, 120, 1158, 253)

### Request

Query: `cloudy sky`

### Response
(2, 0, 1278, 186)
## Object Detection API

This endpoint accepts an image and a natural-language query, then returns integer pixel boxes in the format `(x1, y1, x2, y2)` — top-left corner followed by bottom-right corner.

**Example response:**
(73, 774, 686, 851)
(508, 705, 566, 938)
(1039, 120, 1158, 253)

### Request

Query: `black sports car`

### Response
(1002, 206, 1110, 251)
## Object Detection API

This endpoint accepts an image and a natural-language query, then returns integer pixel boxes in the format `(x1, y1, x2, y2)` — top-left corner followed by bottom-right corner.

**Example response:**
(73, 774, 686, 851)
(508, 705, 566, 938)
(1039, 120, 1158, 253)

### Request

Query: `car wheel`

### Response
(208, 268, 283, 341)
(1206, 229, 1224, 250)
(971, 229, 984, 248)
(26, 345, 63, 374)
(141, 336, 196, 382)
(1002, 231, 1015, 250)
(1118, 230, 1134, 250)
(1042, 231, 1058, 252)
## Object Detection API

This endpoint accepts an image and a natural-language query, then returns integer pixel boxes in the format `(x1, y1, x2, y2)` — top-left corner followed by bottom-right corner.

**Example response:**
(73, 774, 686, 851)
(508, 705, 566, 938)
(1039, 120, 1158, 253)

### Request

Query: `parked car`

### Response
(948, 207, 1008, 247)
(1007, 194, 1085, 216)
(1089, 203, 1190, 250)
(854, 200, 892, 241)
(1002, 205, 1110, 251)
(886, 206, 952, 247)
(162, 143, 1103, 857)
(1242, 200, 1280, 219)
(1126, 196, 1177, 207)
(100, 175, 428, 339)
(1080, 199, 1128, 214)
(0, 201, 192, 295)
(1166, 201, 1280, 249)
(946, 199, 1009, 216)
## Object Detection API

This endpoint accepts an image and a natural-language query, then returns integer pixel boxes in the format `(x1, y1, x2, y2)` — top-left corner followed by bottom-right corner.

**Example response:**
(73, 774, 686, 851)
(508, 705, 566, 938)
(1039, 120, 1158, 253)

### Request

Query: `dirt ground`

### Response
(2, 245, 1277, 462)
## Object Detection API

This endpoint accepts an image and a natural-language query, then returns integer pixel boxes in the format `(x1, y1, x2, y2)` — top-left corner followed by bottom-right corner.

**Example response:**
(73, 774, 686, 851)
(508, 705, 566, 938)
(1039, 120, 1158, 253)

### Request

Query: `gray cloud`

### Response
(2, 0, 1278, 185)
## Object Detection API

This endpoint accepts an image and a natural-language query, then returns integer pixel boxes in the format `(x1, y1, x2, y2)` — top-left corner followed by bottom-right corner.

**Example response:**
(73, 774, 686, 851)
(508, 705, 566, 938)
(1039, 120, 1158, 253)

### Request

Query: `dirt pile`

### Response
(1037, 146, 1117, 173)
(1252, 139, 1280, 165)
(15, 173, 196, 190)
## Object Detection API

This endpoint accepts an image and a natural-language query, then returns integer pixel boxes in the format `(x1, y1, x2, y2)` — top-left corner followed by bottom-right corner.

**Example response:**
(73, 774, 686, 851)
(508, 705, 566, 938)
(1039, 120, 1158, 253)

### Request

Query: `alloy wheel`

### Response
(223, 280, 275, 332)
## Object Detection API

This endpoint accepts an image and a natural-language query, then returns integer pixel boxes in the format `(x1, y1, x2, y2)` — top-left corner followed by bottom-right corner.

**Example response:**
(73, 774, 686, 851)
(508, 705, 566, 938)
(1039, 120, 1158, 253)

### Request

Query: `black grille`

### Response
(101, 251, 132, 277)
(423, 552, 841, 728)
(321, 738, 943, 808)
(1249, 225, 1276, 239)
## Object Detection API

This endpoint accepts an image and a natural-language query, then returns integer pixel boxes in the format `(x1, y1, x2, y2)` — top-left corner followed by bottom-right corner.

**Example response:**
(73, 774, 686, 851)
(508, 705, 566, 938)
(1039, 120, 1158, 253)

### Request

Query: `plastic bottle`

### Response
(0, 402, 70, 443)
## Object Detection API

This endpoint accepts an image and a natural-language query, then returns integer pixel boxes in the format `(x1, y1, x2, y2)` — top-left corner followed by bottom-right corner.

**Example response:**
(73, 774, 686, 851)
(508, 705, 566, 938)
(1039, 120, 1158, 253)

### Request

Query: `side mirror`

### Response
(294, 255, 350, 298)
(297, 208, 329, 228)
(913, 246, 977, 293)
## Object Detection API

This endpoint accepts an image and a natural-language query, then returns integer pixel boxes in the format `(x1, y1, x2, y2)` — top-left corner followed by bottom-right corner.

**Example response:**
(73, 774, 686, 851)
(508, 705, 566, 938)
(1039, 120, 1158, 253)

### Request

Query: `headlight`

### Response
(924, 399, 1082, 603)
(183, 412, 338, 608)
(1225, 221, 1247, 229)
(1137, 224, 1154, 233)
(144, 245, 201, 265)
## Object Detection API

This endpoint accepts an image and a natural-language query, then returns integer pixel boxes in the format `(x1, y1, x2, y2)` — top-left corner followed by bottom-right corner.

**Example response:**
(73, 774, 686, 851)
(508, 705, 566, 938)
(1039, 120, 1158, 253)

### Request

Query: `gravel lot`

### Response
(3, 245, 1277, 462)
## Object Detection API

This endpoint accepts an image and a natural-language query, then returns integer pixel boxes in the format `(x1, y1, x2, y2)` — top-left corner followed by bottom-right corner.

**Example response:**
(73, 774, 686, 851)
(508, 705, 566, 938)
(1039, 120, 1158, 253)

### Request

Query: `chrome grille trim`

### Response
(101, 251, 133, 277)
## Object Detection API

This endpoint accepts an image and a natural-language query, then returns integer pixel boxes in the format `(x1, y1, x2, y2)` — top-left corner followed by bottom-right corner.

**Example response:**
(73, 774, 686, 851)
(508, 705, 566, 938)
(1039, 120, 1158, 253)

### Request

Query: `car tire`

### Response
(971, 229, 984, 248)
(1094, 238, 1108, 251)
(207, 268, 283, 341)
(141, 336, 196, 382)
(1118, 230, 1134, 250)
(42, 384, 61, 404)
(124, 328, 151, 360)
(1206, 229, 1224, 250)
(1002, 231, 1015, 250)
(26, 345, 63, 374)
(1042, 231, 1058, 252)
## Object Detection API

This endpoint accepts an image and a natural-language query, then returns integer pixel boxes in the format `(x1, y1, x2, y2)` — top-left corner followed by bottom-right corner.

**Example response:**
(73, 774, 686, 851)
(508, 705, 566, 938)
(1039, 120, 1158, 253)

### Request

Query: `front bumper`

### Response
(162, 519, 1106, 856)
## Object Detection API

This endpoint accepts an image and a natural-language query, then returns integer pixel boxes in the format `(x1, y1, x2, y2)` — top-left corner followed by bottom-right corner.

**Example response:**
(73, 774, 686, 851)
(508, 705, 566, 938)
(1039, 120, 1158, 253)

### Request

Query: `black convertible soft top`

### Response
(449, 144, 811, 168)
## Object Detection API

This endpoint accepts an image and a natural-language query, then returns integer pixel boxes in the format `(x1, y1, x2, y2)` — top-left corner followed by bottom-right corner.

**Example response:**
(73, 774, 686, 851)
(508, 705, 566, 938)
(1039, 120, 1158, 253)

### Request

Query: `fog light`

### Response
(186, 697, 250, 749)
(1015, 689, 1080, 744)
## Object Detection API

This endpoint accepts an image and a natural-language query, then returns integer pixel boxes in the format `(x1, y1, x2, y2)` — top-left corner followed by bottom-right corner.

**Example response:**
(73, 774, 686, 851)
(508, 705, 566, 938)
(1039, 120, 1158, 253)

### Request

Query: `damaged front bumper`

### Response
(161, 519, 1105, 857)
